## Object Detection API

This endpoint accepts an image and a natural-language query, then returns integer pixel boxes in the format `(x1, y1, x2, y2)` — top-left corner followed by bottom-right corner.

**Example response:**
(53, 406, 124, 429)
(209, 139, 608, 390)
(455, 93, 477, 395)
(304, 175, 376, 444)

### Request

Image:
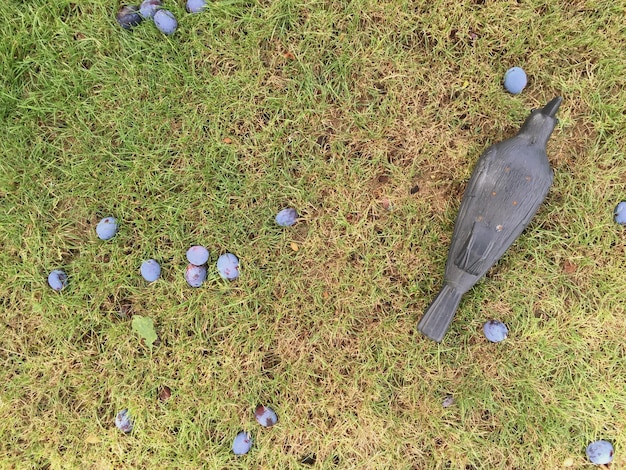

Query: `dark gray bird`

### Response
(418, 96, 562, 342)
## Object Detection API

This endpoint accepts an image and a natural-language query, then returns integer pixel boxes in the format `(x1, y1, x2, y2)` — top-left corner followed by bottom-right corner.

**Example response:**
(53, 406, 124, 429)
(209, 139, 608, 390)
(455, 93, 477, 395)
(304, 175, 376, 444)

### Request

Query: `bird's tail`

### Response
(417, 284, 463, 342)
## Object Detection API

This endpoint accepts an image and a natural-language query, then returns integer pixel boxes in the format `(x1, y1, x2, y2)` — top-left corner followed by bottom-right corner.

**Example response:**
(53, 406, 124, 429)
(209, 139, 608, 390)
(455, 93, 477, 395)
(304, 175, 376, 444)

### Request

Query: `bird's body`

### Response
(418, 97, 562, 342)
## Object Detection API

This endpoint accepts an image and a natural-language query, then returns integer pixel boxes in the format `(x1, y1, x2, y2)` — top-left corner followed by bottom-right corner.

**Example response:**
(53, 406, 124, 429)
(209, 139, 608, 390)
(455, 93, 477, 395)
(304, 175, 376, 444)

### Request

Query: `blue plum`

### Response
(154, 9, 177, 35)
(139, 0, 162, 18)
(48, 270, 68, 291)
(217, 253, 239, 280)
(483, 320, 508, 343)
(96, 217, 118, 240)
(255, 405, 278, 427)
(140, 259, 161, 282)
(115, 409, 133, 433)
(116, 5, 143, 29)
(442, 396, 454, 408)
(614, 201, 626, 225)
(232, 431, 252, 455)
(503, 67, 527, 95)
(186, 245, 210, 266)
(186, 0, 207, 13)
(275, 207, 299, 227)
(586, 440, 614, 465)
(185, 263, 207, 287)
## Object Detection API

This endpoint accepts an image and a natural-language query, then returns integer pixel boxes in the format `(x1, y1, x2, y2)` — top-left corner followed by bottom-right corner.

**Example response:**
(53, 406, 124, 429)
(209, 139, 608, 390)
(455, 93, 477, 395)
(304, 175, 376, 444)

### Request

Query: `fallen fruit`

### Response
(116, 5, 143, 30)
(503, 67, 527, 95)
(154, 9, 177, 35)
(115, 409, 133, 433)
(186, 245, 209, 266)
(232, 431, 252, 455)
(185, 263, 207, 287)
(275, 207, 299, 227)
(139, 0, 162, 18)
(254, 405, 278, 427)
(586, 440, 614, 465)
(216, 253, 239, 280)
(140, 259, 161, 282)
(47, 270, 68, 291)
(483, 320, 508, 343)
(186, 0, 207, 13)
(96, 216, 118, 240)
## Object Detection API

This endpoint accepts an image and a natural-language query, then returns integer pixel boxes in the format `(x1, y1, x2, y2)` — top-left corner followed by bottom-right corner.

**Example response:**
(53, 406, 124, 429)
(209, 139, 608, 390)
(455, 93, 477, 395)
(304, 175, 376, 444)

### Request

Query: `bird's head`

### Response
(518, 96, 562, 146)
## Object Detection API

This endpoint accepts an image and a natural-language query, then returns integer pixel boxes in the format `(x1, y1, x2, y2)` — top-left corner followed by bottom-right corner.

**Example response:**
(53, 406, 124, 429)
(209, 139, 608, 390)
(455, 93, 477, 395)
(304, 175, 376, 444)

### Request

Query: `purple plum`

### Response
(217, 253, 239, 280)
(483, 320, 508, 343)
(115, 409, 133, 433)
(116, 5, 143, 30)
(154, 9, 177, 35)
(140, 259, 161, 282)
(185, 263, 207, 287)
(139, 0, 162, 19)
(232, 431, 252, 455)
(275, 207, 299, 227)
(254, 405, 278, 427)
(586, 440, 614, 465)
(96, 216, 118, 240)
(48, 270, 68, 291)
(503, 67, 527, 95)
(186, 0, 207, 13)
(186, 245, 210, 266)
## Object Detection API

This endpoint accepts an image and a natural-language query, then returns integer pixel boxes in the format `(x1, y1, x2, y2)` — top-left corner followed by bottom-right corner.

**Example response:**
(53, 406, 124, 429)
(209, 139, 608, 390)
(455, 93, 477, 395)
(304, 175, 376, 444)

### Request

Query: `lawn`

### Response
(1, 0, 625, 468)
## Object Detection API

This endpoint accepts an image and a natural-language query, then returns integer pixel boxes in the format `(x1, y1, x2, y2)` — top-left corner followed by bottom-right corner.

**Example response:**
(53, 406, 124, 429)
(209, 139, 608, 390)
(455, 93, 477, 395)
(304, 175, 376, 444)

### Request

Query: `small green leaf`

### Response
(131, 315, 157, 349)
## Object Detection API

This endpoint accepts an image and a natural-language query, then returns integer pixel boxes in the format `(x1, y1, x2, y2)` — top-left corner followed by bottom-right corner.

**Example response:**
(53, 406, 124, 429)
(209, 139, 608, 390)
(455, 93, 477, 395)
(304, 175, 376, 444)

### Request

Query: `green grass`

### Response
(1, 0, 625, 468)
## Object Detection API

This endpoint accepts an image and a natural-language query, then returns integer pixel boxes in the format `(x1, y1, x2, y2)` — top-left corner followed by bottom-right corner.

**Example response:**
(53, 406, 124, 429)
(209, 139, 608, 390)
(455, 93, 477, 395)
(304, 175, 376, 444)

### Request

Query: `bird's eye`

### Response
(530, 108, 537, 112)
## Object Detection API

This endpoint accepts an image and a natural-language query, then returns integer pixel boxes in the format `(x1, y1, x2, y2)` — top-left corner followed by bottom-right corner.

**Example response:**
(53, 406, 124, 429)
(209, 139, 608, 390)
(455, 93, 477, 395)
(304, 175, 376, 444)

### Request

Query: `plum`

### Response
(483, 320, 508, 343)
(186, 245, 209, 266)
(48, 270, 68, 291)
(186, 0, 207, 13)
(116, 5, 143, 30)
(115, 409, 133, 433)
(503, 67, 527, 95)
(140, 259, 161, 282)
(254, 405, 278, 427)
(139, 0, 162, 19)
(586, 440, 614, 465)
(154, 9, 177, 35)
(275, 207, 299, 227)
(185, 263, 207, 287)
(232, 431, 252, 455)
(217, 253, 239, 280)
(96, 217, 118, 240)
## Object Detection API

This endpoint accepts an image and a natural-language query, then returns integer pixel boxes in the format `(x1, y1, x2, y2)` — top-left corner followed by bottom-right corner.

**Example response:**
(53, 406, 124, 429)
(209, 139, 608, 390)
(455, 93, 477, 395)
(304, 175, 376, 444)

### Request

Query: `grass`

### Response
(1, 0, 625, 468)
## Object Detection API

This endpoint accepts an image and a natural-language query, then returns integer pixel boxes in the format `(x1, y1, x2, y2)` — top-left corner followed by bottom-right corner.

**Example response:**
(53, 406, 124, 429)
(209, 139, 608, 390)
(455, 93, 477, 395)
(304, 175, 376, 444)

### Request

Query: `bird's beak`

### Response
(541, 96, 562, 118)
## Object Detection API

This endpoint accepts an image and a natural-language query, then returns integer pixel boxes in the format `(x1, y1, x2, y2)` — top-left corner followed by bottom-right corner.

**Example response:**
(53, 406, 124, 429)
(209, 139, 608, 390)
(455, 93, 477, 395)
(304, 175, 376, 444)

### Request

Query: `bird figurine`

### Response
(418, 96, 562, 342)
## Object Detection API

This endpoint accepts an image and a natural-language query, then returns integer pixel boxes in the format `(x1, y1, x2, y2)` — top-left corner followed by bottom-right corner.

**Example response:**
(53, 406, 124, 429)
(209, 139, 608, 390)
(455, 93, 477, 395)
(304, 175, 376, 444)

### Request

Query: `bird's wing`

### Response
(448, 144, 552, 277)
(461, 146, 500, 202)
(453, 220, 496, 275)
(448, 145, 499, 256)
